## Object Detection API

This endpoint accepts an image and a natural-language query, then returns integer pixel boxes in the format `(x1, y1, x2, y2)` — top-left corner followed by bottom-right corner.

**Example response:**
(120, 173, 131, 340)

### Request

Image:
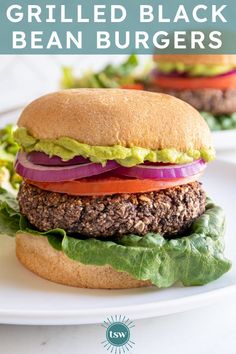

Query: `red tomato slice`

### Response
(26, 173, 202, 196)
(121, 83, 144, 90)
(153, 74, 236, 90)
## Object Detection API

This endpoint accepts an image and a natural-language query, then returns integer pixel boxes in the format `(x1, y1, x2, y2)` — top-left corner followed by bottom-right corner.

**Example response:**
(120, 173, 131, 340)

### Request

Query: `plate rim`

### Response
(0, 283, 236, 325)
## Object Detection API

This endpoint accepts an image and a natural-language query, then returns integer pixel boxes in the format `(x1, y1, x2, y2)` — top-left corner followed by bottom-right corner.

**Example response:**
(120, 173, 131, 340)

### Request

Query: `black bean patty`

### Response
(147, 86, 236, 115)
(18, 181, 206, 238)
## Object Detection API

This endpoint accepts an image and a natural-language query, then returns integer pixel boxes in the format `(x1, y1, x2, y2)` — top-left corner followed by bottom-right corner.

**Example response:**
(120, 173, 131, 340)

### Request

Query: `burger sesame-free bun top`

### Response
(18, 89, 213, 152)
(153, 54, 236, 66)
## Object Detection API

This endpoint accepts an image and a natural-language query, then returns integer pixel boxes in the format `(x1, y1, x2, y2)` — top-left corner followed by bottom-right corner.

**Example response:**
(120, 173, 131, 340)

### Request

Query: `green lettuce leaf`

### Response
(61, 55, 144, 89)
(0, 188, 20, 235)
(201, 112, 236, 131)
(0, 125, 21, 190)
(0, 189, 231, 287)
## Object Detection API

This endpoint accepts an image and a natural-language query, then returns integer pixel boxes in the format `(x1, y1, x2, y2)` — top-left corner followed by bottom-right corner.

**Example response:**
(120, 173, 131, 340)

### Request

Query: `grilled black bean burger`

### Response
(18, 181, 206, 238)
(148, 55, 236, 131)
(0, 89, 231, 289)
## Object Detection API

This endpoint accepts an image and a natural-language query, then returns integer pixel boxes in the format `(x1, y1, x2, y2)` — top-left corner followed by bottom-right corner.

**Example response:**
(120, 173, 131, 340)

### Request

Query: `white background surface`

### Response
(1, 296, 236, 354)
(1, 55, 236, 354)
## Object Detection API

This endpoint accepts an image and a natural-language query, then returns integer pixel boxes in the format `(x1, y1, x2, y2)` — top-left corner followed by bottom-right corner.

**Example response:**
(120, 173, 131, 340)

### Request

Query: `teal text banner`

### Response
(0, 0, 235, 54)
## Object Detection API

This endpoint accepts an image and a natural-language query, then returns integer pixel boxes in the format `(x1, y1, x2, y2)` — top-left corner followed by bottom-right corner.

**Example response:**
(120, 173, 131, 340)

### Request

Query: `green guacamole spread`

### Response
(14, 128, 215, 167)
(158, 62, 235, 77)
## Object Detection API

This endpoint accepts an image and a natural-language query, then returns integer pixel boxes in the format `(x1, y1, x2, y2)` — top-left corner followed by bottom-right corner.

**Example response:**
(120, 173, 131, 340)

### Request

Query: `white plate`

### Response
(0, 160, 236, 325)
(213, 130, 236, 151)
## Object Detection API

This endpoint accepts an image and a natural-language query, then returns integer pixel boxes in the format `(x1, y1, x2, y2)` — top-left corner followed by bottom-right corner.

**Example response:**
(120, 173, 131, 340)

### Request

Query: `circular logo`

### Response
(106, 322, 130, 347)
(102, 316, 135, 352)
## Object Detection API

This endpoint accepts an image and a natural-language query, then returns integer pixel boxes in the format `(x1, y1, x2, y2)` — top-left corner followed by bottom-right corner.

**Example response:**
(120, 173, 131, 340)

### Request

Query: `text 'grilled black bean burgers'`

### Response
(0, 89, 231, 289)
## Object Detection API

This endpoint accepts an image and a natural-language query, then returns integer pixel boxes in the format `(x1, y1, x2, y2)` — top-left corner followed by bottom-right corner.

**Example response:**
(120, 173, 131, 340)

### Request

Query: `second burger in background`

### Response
(148, 54, 236, 131)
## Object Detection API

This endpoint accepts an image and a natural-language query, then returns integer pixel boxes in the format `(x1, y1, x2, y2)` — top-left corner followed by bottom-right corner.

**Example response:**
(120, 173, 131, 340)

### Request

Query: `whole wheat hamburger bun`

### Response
(16, 233, 151, 289)
(153, 54, 236, 66)
(18, 89, 213, 152)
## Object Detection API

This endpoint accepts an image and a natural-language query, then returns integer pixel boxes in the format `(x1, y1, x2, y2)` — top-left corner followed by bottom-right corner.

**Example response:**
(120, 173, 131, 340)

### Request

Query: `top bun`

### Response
(18, 89, 213, 152)
(154, 54, 236, 66)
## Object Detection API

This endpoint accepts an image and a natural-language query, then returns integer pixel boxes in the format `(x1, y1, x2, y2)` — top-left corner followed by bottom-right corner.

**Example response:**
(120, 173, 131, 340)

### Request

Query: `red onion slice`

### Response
(117, 159, 206, 180)
(151, 68, 188, 78)
(215, 69, 236, 78)
(15, 152, 119, 182)
(27, 151, 89, 166)
(152, 68, 236, 79)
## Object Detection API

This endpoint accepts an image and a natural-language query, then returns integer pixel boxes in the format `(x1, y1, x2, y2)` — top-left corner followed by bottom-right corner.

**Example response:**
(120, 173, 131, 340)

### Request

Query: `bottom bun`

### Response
(16, 233, 151, 289)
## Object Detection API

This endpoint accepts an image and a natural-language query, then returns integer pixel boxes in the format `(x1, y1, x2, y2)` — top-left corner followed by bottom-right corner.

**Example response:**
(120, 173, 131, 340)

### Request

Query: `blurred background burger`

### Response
(148, 54, 236, 131)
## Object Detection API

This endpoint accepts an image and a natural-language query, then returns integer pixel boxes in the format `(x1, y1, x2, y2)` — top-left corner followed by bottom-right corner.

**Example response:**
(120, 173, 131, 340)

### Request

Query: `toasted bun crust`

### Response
(16, 233, 151, 289)
(154, 54, 236, 66)
(18, 89, 213, 152)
